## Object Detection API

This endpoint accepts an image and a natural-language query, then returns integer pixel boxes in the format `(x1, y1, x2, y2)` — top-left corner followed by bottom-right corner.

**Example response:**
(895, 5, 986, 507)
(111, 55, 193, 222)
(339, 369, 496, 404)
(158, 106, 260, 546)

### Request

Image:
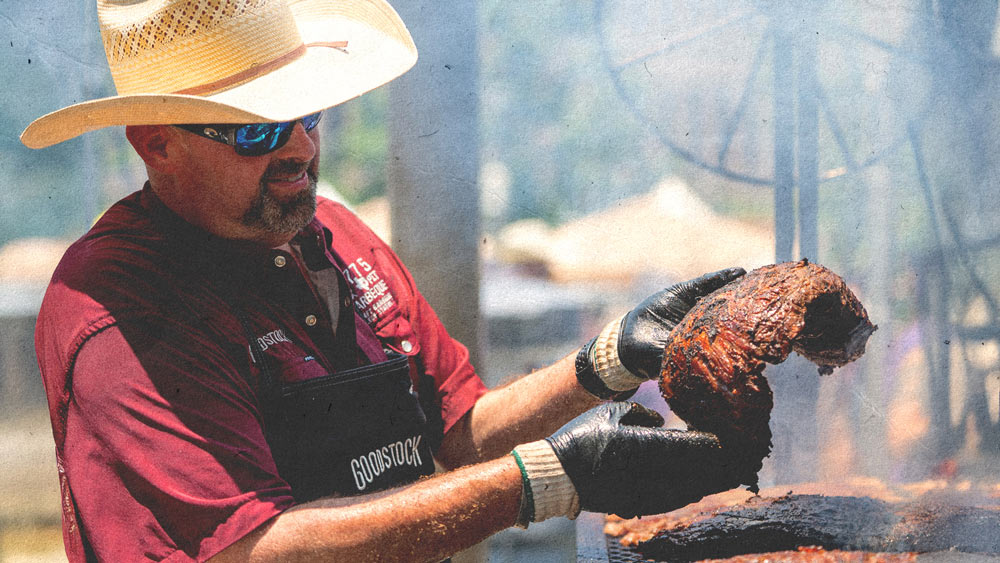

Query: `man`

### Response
(23, 1, 745, 561)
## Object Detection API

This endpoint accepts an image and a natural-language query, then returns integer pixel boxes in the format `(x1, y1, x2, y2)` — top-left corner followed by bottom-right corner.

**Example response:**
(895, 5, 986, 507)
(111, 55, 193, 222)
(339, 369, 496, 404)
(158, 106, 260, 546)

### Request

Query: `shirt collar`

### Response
(138, 182, 326, 280)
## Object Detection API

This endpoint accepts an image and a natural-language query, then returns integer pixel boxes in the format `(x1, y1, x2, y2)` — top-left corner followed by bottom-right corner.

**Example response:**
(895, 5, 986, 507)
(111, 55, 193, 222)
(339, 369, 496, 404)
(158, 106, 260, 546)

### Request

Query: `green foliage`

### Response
(478, 1, 678, 227)
(318, 90, 390, 205)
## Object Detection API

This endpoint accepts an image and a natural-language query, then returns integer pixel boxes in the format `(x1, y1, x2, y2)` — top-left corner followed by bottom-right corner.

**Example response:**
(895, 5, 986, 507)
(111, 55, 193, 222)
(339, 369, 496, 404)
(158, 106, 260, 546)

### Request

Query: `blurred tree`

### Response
(319, 90, 390, 205)
(478, 1, 679, 227)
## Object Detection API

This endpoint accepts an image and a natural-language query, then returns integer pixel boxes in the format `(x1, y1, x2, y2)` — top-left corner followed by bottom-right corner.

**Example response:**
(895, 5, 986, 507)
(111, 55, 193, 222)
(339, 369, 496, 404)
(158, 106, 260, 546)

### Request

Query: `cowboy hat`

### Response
(20, 0, 417, 149)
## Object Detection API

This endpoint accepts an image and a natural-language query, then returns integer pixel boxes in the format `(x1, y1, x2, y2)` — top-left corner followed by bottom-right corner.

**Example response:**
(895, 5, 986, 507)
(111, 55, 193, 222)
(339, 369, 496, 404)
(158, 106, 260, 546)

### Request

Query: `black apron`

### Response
(238, 311, 437, 502)
(265, 352, 437, 501)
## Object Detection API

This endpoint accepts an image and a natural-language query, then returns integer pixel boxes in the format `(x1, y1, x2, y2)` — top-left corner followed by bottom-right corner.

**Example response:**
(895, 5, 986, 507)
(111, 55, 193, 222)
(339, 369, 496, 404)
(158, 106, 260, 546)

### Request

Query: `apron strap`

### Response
(298, 225, 388, 366)
(353, 309, 388, 364)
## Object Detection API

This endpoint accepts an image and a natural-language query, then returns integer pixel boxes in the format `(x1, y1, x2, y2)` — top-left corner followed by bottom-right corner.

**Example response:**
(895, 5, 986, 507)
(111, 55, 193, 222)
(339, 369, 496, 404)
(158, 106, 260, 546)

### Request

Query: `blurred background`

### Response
(1, 1, 999, 561)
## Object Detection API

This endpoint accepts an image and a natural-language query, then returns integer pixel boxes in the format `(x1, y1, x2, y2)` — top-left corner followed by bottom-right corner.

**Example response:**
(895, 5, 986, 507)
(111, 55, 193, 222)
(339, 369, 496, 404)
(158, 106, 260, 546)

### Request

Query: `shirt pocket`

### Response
(374, 311, 421, 358)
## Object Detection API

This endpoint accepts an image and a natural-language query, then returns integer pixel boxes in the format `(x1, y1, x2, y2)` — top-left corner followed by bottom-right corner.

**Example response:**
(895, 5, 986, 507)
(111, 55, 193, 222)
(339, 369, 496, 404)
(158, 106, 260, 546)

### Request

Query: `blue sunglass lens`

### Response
(236, 122, 284, 147)
(233, 122, 287, 155)
(232, 111, 323, 155)
(301, 111, 323, 131)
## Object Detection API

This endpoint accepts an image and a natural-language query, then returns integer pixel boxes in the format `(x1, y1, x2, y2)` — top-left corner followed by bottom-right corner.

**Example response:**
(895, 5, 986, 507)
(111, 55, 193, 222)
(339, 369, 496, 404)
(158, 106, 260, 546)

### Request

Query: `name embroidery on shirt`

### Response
(343, 257, 396, 324)
(252, 328, 291, 352)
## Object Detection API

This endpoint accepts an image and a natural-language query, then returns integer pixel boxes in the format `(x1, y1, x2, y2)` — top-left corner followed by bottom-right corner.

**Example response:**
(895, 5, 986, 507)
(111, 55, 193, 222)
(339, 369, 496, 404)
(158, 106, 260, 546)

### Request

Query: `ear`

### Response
(126, 125, 177, 173)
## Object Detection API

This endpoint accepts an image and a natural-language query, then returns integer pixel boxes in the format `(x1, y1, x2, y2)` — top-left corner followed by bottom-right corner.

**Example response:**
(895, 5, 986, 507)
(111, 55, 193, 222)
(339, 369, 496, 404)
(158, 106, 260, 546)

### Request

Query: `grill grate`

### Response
(576, 511, 1000, 562)
(576, 512, 660, 563)
(603, 534, 658, 563)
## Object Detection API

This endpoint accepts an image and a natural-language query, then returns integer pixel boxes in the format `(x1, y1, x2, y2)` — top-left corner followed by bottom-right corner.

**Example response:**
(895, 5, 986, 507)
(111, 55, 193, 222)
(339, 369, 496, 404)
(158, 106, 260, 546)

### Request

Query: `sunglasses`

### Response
(174, 111, 323, 156)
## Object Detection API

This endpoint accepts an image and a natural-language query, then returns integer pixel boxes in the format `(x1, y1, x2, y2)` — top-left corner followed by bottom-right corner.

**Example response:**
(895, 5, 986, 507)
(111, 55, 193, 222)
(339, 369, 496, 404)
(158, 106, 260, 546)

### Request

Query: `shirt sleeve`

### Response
(64, 319, 295, 562)
(409, 287, 488, 434)
(368, 244, 488, 437)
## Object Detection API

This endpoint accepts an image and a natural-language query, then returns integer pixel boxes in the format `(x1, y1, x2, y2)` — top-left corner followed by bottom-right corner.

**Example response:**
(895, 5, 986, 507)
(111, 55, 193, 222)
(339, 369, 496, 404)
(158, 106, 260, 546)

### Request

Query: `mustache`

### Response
(262, 158, 315, 181)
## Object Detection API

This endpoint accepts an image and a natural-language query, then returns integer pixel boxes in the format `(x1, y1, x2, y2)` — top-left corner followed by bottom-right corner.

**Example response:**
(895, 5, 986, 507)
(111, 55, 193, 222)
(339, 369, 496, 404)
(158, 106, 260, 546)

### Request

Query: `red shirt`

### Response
(35, 186, 487, 562)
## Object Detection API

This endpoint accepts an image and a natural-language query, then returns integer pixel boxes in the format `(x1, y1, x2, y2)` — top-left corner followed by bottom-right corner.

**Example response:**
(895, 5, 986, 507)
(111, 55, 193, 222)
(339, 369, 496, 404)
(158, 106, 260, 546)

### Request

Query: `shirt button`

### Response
(274, 255, 287, 268)
(304, 314, 318, 326)
(343, 297, 352, 307)
(400, 340, 413, 353)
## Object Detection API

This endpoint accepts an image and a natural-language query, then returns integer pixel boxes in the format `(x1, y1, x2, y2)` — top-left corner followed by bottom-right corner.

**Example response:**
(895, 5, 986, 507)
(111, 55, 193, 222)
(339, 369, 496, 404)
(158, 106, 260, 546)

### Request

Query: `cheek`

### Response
(309, 130, 321, 170)
(185, 155, 266, 213)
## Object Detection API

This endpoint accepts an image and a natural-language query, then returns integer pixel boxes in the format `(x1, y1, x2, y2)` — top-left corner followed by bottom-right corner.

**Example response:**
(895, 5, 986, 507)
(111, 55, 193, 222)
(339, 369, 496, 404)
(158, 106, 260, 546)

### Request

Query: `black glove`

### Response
(544, 402, 741, 518)
(576, 267, 746, 399)
(619, 266, 746, 378)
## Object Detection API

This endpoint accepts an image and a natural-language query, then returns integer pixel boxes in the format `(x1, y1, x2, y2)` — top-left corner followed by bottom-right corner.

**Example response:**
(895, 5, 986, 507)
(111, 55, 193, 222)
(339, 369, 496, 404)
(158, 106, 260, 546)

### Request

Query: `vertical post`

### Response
(909, 117, 955, 462)
(387, 4, 482, 368)
(766, 23, 799, 486)
(922, 259, 954, 460)
(772, 28, 796, 263)
(784, 20, 821, 484)
(796, 33, 819, 262)
(768, 18, 823, 485)
(857, 164, 891, 478)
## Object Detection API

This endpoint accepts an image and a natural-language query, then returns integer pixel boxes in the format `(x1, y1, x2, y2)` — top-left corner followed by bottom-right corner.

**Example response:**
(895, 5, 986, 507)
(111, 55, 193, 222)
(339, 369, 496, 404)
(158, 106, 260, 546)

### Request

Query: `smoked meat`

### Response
(660, 260, 876, 486)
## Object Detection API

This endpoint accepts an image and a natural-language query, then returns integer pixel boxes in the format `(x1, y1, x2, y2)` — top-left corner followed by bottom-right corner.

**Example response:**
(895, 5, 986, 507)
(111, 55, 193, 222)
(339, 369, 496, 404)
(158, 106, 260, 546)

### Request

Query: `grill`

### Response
(575, 501, 1000, 563)
(577, 512, 655, 563)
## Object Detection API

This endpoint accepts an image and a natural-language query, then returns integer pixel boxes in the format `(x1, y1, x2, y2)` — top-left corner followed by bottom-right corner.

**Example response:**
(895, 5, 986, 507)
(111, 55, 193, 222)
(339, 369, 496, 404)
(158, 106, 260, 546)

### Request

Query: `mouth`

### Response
(263, 170, 311, 196)
(265, 170, 307, 184)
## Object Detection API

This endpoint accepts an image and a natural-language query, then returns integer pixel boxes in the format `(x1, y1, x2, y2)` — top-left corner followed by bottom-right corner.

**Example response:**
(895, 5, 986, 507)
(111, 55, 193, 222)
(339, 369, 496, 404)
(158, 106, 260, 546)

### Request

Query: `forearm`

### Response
(210, 455, 522, 563)
(438, 352, 603, 466)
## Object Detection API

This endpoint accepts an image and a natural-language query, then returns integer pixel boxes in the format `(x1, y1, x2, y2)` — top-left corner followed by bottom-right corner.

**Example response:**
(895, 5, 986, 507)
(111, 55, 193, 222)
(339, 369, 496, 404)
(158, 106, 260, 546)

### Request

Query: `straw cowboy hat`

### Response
(20, 0, 417, 149)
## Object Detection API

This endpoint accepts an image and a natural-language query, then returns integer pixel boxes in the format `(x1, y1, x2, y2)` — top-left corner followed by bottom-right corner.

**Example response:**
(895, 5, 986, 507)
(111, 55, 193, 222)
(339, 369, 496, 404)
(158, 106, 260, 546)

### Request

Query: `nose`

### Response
(273, 119, 317, 162)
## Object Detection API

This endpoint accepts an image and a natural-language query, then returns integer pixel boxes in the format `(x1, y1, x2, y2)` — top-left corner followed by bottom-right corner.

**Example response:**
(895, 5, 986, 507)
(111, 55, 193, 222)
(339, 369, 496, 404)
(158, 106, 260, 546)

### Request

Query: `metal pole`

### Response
(797, 31, 819, 262)
(387, 3, 483, 371)
(858, 163, 891, 478)
(772, 27, 796, 263)
(779, 18, 821, 484)
(765, 23, 798, 486)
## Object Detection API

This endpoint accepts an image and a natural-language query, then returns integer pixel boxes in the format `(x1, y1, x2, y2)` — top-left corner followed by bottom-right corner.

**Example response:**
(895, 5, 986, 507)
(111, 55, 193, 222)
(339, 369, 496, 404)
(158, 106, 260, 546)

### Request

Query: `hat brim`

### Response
(20, 0, 417, 149)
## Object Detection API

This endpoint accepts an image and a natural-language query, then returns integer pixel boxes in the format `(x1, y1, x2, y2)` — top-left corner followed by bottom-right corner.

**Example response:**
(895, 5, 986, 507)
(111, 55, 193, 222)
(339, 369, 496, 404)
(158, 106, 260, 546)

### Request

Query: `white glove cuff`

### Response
(593, 316, 647, 392)
(512, 440, 580, 524)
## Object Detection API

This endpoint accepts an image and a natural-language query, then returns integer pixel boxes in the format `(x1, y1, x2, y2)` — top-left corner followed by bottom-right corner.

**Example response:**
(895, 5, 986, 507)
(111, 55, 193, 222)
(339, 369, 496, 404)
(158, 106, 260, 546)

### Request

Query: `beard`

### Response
(240, 164, 318, 235)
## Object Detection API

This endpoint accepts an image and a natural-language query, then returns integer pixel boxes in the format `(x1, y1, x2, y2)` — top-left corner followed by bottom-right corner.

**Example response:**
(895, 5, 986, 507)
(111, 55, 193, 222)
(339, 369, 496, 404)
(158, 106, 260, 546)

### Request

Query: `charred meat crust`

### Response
(636, 494, 1000, 561)
(659, 260, 876, 488)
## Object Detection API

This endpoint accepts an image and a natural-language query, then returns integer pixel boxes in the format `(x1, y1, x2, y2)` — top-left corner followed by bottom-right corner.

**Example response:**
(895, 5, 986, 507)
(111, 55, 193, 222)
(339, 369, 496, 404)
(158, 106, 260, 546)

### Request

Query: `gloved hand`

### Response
(576, 267, 746, 399)
(510, 402, 742, 523)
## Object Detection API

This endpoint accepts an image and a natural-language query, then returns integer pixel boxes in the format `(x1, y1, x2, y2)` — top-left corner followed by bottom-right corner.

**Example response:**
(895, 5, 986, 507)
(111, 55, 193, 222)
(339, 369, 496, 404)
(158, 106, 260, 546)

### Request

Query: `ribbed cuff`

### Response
(511, 440, 580, 524)
(592, 316, 646, 392)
